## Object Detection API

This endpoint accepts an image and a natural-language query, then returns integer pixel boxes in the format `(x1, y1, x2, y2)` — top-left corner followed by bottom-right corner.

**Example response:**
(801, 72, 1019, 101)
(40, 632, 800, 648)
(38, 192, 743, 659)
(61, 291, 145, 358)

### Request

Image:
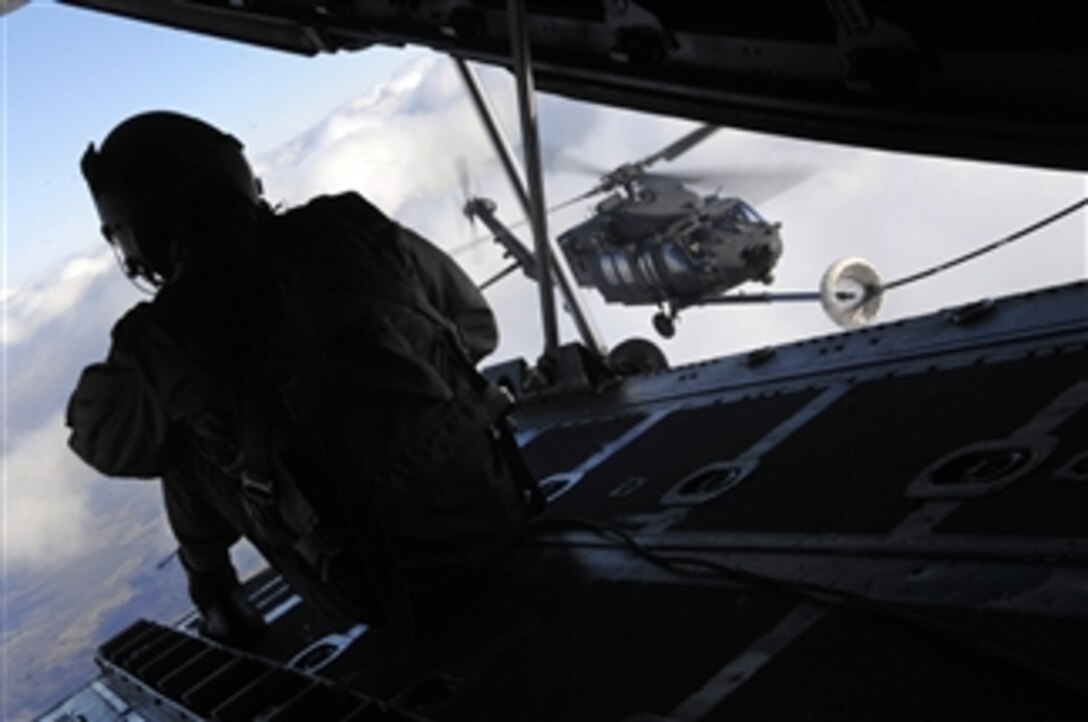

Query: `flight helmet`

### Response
(81, 111, 263, 286)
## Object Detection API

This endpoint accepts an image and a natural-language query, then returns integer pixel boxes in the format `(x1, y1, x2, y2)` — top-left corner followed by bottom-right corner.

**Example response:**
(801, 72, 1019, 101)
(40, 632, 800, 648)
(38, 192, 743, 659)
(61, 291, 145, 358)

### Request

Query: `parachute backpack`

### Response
(232, 193, 541, 655)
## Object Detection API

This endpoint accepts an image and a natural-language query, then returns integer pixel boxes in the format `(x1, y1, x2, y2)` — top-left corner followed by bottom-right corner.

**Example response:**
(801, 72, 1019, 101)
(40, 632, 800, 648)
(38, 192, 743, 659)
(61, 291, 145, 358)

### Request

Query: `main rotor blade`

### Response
(640, 124, 719, 168)
(546, 187, 600, 215)
(479, 261, 522, 290)
(645, 165, 815, 206)
(552, 124, 720, 200)
(551, 151, 611, 179)
(715, 166, 816, 206)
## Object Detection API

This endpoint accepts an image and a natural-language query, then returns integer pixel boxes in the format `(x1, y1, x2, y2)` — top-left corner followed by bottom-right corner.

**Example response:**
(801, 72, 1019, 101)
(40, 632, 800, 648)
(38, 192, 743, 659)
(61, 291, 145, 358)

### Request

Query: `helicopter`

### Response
(462, 123, 882, 338)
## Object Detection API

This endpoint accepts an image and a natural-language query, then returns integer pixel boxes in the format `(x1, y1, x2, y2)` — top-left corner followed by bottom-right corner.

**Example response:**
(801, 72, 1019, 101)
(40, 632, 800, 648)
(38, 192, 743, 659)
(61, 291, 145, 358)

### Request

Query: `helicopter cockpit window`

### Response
(710, 216, 739, 236)
(731, 202, 765, 224)
(689, 226, 715, 246)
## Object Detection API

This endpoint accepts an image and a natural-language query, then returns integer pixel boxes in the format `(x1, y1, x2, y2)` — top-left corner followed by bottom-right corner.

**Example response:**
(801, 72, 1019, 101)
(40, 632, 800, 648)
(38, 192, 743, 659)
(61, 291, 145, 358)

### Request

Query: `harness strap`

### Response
(237, 388, 342, 578)
(231, 202, 540, 666)
(386, 279, 546, 517)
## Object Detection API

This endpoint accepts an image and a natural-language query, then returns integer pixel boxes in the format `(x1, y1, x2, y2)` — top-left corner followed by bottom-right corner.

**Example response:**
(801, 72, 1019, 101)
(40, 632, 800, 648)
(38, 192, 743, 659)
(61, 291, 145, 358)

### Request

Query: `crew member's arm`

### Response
(67, 300, 238, 477)
(67, 307, 177, 477)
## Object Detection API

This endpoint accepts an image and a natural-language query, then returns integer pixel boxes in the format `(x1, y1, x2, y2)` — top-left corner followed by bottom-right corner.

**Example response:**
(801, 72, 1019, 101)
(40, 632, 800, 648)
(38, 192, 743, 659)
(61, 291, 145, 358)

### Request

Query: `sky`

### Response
(1, 2, 1086, 719)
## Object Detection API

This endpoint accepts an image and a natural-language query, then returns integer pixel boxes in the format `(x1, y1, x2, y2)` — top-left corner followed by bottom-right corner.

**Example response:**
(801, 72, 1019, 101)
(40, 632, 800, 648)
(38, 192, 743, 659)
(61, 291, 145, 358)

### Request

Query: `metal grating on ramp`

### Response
(96, 620, 407, 721)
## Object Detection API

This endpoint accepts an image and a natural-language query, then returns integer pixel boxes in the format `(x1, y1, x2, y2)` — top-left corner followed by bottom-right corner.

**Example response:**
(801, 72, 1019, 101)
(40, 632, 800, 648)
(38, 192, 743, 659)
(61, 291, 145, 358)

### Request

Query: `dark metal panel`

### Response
(676, 347, 1088, 535)
(521, 412, 647, 482)
(538, 390, 821, 525)
(712, 607, 1088, 721)
(437, 582, 800, 722)
(60, 0, 339, 55)
(57, 1, 1088, 171)
(935, 402, 1088, 538)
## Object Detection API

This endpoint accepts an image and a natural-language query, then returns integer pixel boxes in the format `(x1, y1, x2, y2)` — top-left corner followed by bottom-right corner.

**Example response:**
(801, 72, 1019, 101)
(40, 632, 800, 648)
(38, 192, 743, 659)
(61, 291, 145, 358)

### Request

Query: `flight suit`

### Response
(67, 193, 522, 622)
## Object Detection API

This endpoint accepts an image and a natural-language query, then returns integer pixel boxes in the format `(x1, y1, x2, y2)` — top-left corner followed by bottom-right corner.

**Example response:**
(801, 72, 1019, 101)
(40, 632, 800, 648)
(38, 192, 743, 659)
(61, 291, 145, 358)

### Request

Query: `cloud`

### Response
(3, 412, 94, 568)
(4, 247, 143, 449)
(1, 242, 149, 575)
(773, 151, 1086, 324)
(2, 250, 115, 346)
(255, 55, 506, 216)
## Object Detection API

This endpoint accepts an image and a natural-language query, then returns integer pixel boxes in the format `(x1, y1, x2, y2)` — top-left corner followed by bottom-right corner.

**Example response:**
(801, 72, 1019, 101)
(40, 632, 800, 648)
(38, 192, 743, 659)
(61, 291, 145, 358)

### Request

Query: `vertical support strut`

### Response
(454, 56, 607, 357)
(507, 0, 559, 357)
(453, 58, 531, 220)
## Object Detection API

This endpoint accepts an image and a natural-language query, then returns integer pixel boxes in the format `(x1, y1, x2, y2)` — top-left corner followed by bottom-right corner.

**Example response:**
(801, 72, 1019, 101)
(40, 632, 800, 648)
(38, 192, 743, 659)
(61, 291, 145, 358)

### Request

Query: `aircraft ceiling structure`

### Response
(58, 0, 1087, 173)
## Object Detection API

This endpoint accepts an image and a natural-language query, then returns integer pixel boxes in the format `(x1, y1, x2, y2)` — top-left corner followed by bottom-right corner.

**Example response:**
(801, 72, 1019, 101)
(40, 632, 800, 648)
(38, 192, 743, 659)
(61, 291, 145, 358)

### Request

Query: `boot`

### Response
(198, 587, 268, 647)
(180, 551, 267, 647)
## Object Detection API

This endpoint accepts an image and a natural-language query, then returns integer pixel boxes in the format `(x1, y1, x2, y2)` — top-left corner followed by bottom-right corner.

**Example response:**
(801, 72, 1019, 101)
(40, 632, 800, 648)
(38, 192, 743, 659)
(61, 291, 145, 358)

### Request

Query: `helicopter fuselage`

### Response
(557, 177, 783, 307)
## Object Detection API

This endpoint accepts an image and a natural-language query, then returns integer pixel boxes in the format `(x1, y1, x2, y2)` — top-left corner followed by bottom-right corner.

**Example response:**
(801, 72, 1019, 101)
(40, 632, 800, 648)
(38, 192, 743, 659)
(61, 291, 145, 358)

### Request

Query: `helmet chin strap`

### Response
(108, 240, 160, 295)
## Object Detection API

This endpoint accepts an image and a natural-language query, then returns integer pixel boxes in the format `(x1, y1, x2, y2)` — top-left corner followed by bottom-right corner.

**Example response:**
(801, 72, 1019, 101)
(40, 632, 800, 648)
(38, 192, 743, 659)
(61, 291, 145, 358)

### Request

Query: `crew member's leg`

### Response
(162, 457, 266, 645)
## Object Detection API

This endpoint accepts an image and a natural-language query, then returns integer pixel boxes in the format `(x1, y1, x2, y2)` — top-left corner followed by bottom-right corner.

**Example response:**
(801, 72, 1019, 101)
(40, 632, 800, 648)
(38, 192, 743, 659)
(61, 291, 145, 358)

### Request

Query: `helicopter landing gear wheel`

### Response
(608, 338, 669, 376)
(653, 312, 676, 339)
